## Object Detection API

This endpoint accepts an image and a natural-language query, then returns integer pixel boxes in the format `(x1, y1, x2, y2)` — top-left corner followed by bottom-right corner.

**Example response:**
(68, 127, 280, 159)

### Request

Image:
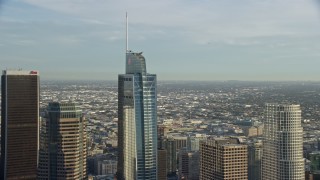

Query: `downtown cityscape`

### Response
(1, 0, 320, 180)
(40, 79, 320, 180)
(2, 71, 320, 179)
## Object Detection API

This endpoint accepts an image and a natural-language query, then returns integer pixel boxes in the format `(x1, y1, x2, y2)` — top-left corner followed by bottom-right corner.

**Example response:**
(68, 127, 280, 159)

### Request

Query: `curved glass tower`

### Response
(262, 104, 304, 180)
(117, 51, 158, 180)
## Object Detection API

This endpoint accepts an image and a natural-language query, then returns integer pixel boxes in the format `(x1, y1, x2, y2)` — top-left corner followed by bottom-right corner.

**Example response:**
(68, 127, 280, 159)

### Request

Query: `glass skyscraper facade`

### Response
(117, 51, 157, 180)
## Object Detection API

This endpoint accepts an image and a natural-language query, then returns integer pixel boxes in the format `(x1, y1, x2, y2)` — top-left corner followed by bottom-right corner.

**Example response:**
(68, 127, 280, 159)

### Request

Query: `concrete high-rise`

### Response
(117, 15, 158, 179)
(38, 102, 87, 179)
(262, 104, 304, 180)
(199, 137, 248, 180)
(1, 70, 39, 179)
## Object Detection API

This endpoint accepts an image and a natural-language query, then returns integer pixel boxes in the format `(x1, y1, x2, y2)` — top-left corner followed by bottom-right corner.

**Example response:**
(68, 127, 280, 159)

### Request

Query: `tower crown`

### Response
(126, 51, 146, 75)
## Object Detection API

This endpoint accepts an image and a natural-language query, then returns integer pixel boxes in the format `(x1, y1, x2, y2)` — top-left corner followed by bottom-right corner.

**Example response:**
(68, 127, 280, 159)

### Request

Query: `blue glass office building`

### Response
(117, 51, 158, 180)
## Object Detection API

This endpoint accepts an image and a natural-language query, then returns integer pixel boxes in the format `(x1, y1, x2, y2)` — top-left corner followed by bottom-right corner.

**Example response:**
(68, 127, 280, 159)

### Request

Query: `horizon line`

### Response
(39, 79, 320, 82)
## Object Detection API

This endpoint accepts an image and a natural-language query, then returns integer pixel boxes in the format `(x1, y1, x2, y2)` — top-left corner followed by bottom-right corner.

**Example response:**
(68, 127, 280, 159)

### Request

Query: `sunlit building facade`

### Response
(199, 137, 248, 180)
(262, 104, 304, 180)
(117, 51, 157, 180)
(38, 102, 87, 179)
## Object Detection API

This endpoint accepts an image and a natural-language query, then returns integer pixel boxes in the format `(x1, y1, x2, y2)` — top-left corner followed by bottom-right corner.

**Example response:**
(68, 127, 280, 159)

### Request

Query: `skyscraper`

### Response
(262, 104, 304, 180)
(178, 147, 199, 180)
(157, 149, 167, 180)
(117, 14, 158, 180)
(1, 70, 39, 180)
(187, 135, 207, 152)
(38, 102, 87, 179)
(309, 151, 320, 174)
(248, 140, 262, 180)
(199, 137, 248, 180)
(163, 138, 177, 177)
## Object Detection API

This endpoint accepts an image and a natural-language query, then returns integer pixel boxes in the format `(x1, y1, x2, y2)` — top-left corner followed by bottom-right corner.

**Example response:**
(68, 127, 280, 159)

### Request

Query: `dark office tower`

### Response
(117, 14, 158, 180)
(262, 104, 304, 180)
(178, 148, 199, 180)
(0, 70, 39, 180)
(157, 149, 167, 180)
(163, 138, 177, 177)
(38, 102, 87, 179)
(248, 141, 262, 180)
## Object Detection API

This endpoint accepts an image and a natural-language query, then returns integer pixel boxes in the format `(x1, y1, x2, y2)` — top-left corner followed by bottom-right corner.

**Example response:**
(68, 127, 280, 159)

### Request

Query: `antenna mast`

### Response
(126, 12, 128, 53)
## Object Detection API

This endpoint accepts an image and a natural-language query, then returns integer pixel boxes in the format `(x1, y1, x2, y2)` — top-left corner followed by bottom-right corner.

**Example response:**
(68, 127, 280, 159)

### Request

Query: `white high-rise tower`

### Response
(262, 103, 304, 180)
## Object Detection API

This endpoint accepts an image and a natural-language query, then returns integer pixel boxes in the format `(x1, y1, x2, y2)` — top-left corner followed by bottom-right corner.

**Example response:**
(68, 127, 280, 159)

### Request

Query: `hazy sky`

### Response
(1, 0, 320, 81)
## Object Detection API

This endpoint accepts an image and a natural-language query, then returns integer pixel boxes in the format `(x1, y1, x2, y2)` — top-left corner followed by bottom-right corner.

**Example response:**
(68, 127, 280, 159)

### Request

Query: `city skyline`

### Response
(1, 69, 319, 179)
(1, 0, 320, 81)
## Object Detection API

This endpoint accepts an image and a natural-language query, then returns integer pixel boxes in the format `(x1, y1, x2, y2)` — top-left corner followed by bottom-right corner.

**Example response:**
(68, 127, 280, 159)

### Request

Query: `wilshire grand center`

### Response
(117, 16, 158, 180)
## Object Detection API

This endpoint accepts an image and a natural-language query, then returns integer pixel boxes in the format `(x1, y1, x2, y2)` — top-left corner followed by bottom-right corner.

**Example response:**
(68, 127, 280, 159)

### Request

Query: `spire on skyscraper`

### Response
(117, 14, 158, 180)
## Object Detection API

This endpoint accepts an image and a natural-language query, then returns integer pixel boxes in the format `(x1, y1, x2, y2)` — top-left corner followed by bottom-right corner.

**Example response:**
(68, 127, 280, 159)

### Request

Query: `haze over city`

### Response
(1, 0, 320, 81)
